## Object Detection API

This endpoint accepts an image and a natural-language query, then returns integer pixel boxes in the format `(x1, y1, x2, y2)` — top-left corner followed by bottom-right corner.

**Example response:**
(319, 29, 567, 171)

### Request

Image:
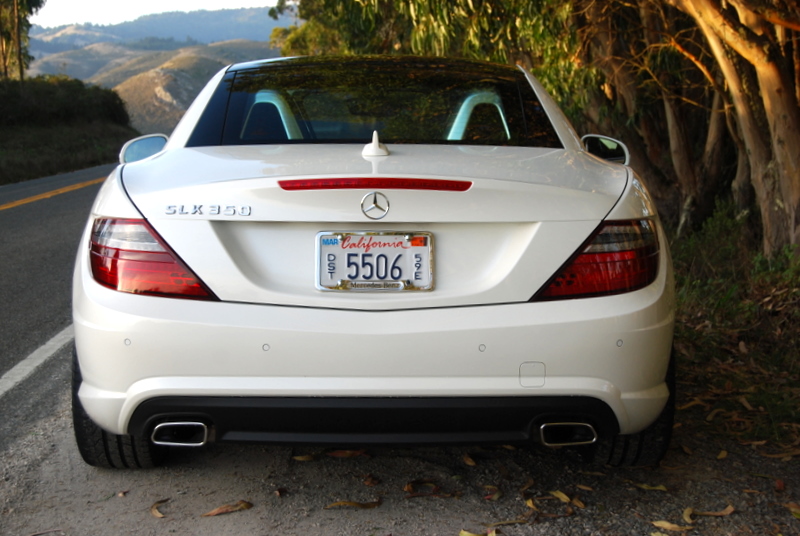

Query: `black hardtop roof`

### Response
(227, 55, 522, 77)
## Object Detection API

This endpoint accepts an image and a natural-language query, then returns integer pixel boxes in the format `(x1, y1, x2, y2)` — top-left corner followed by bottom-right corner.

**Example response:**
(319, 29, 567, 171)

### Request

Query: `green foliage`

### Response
(0, 75, 135, 184)
(0, 75, 130, 127)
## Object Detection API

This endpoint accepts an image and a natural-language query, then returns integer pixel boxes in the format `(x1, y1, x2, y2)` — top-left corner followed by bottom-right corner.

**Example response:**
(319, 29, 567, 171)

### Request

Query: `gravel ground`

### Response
(1, 382, 798, 536)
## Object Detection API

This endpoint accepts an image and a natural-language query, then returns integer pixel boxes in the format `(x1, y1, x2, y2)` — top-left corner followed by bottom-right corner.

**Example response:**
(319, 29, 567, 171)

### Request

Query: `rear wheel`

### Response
(584, 351, 675, 467)
(72, 347, 166, 468)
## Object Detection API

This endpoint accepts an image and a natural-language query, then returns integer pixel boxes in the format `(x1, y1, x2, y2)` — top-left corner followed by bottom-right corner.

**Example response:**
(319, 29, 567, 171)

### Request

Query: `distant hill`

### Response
(30, 8, 290, 56)
(28, 8, 290, 135)
(111, 41, 279, 134)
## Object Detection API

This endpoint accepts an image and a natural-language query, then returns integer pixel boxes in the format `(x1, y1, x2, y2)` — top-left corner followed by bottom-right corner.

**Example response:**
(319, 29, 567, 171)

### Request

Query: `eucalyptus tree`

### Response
(270, 0, 800, 255)
(665, 0, 800, 254)
(0, 0, 45, 80)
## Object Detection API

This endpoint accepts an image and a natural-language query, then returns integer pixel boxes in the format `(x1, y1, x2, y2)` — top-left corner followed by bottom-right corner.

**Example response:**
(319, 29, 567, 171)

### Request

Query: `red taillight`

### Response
(89, 218, 217, 300)
(533, 220, 659, 301)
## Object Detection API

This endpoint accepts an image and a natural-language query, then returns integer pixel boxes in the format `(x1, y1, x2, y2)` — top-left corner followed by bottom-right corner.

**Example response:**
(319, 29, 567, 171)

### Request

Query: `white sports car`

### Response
(72, 56, 675, 469)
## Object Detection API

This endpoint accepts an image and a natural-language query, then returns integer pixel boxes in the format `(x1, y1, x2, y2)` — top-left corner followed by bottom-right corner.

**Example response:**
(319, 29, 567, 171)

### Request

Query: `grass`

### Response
(0, 122, 138, 185)
(671, 201, 800, 451)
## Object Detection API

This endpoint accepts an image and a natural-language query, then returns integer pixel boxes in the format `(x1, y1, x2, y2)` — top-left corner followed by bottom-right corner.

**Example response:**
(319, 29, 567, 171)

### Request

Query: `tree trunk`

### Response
(0, 31, 8, 79)
(13, 0, 22, 81)
(668, 0, 800, 255)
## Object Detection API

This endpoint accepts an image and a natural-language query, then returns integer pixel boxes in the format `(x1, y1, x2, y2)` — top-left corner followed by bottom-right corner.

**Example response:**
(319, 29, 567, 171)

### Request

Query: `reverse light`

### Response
(89, 218, 217, 300)
(533, 219, 659, 301)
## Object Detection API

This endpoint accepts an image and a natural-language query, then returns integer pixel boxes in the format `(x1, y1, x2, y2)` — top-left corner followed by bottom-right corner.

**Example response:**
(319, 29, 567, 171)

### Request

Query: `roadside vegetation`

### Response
(0, 76, 138, 185)
(671, 204, 800, 452)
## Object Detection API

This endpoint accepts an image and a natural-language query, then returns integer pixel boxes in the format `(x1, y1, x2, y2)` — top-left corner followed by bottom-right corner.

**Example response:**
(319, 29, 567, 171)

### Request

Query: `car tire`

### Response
(585, 350, 675, 467)
(72, 347, 166, 469)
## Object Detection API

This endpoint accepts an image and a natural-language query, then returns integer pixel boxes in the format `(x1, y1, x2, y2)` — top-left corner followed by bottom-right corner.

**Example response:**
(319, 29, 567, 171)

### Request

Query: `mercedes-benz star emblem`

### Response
(361, 191, 390, 220)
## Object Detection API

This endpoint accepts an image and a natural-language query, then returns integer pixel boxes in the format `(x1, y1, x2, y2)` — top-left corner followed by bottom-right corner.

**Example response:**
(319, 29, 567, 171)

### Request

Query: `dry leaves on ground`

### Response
(201, 500, 253, 517)
(324, 498, 382, 509)
(149, 499, 169, 518)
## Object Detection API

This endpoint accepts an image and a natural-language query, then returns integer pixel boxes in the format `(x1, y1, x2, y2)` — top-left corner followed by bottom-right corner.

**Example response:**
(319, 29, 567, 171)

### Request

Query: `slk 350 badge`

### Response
(165, 205, 252, 216)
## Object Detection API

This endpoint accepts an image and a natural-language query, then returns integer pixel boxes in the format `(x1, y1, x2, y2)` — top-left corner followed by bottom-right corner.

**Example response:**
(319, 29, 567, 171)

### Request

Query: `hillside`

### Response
(28, 8, 288, 135)
(28, 43, 152, 80)
(109, 41, 279, 134)
(30, 8, 290, 56)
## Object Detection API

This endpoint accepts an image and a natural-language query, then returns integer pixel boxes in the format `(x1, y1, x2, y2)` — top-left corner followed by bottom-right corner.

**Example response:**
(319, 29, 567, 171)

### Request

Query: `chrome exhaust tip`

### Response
(151, 422, 208, 447)
(539, 422, 598, 447)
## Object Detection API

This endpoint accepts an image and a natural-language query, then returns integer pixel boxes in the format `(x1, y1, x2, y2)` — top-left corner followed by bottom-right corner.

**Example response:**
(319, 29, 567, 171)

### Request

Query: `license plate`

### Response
(316, 232, 434, 291)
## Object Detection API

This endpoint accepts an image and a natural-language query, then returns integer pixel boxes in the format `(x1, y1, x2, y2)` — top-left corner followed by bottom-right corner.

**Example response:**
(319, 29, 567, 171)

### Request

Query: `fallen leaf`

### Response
(579, 470, 606, 477)
(759, 449, 800, 459)
(326, 449, 368, 458)
(201, 500, 253, 517)
(680, 444, 693, 455)
(403, 480, 459, 499)
(550, 490, 570, 503)
(571, 497, 586, 509)
(324, 498, 382, 509)
(292, 454, 315, 461)
(149, 499, 169, 518)
(694, 505, 735, 517)
(650, 532, 670, 536)
(775, 479, 785, 492)
(738, 396, 754, 411)
(501, 444, 516, 450)
(483, 485, 502, 501)
(717, 450, 728, 460)
(362, 474, 380, 487)
(738, 340, 748, 354)
(576, 484, 593, 492)
(404, 479, 438, 494)
(459, 530, 497, 536)
(677, 398, 706, 411)
(682, 508, 694, 524)
(784, 502, 800, 519)
(519, 477, 535, 492)
(651, 520, 693, 532)
(634, 483, 668, 492)
(706, 408, 725, 422)
(463, 453, 477, 466)
(525, 497, 538, 510)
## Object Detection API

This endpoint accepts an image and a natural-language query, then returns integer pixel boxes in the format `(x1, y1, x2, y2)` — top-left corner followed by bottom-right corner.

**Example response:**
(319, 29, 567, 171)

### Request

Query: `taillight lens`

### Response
(533, 219, 659, 301)
(89, 218, 217, 300)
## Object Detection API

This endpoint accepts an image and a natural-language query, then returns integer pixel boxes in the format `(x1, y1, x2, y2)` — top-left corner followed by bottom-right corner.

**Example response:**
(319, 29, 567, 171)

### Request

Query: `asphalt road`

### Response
(1, 166, 798, 535)
(0, 164, 113, 379)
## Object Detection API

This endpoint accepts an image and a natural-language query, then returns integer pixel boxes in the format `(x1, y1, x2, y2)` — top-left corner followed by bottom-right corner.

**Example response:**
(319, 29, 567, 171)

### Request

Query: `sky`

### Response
(31, 0, 276, 28)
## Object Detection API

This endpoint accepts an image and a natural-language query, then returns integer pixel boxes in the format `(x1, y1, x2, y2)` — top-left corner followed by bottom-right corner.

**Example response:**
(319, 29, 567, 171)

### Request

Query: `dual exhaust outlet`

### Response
(150, 421, 597, 448)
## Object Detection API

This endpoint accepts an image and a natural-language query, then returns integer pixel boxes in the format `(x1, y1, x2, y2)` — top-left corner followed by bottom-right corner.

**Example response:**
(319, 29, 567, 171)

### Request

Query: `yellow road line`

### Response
(0, 176, 106, 212)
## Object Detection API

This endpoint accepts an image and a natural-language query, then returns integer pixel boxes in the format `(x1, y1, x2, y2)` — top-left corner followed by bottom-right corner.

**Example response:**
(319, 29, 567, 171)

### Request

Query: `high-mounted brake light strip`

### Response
(278, 178, 472, 191)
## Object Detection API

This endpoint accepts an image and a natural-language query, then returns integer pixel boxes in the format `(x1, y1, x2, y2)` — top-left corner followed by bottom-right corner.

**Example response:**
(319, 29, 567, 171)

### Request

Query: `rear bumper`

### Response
(129, 395, 619, 445)
(73, 238, 675, 439)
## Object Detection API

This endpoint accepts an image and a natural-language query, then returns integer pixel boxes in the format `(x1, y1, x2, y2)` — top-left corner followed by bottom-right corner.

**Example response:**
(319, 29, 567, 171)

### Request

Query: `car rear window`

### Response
(187, 57, 563, 149)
